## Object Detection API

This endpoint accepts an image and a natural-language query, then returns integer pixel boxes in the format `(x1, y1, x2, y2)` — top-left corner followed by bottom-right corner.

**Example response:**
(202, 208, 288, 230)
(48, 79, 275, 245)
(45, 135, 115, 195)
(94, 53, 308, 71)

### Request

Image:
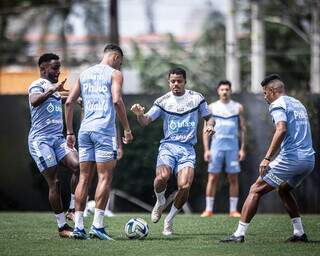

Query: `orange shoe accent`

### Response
(200, 210, 214, 217)
(229, 211, 241, 217)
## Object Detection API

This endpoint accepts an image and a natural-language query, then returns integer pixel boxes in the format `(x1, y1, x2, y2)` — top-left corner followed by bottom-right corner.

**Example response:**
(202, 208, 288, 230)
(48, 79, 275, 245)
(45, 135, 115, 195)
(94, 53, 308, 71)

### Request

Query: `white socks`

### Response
(205, 197, 214, 212)
(291, 217, 304, 236)
(165, 204, 180, 223)
(155, 189, 166, 205)
(234, 221, 249, 237)
(92, 208, 105, 228)
(69, 194, 75, 209)
(75, 211, 84, 230)
(55, 212, 66, 228)
(229, 197, 238, 212)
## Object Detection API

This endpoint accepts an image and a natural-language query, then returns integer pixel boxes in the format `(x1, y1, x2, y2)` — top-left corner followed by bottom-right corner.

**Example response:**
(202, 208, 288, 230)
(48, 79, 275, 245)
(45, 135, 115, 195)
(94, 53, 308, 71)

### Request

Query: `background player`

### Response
(201, 80, 246, 218)
(65, 44, 133, 240)
(131, 67, 215, 236)
(221, 74, 315, 243)
(28, 53, 79, 238)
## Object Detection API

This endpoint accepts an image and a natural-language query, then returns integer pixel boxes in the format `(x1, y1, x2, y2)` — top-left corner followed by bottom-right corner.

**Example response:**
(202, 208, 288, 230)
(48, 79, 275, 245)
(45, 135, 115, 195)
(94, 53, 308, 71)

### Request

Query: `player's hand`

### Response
(54, 78, 68, 92)
(238, 149, 246, 161)
(123, 130, 133, 144)
(259, 158, 270, 177)
(66, 134, 76, 149)
(117, 147, 123, 160)
(204, 150, 211, 162)
(204, 124, 215, 135)
(131, 104, 145, 116)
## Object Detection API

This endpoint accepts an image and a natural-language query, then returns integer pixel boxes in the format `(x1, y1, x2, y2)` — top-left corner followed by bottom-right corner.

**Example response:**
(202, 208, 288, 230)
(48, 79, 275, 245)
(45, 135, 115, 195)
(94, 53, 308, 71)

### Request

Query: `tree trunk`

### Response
(110, 0, 119, 45)
(225, 0, 240, 92)
(310, 0, 320, 93)
(251, 0, 265, 93)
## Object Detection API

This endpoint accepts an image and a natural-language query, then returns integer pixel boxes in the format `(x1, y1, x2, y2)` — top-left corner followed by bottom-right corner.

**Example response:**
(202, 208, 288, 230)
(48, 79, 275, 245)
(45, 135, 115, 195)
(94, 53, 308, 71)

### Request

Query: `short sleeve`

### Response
(199, 100, 211, 118)
(28, 85, 44, 95)
(146, 104, 162, 121)
(270, 108, 287, 124)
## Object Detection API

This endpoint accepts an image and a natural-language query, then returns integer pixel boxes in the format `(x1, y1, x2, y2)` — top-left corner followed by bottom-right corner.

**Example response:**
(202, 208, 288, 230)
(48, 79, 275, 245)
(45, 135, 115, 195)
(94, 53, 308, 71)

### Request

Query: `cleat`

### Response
(72, 227, 89, 240)
(162, 220, 173, 236)
(220, 234, 245, 243)
(89, 226, 114, 240)
(201, 210, 214, 217)
(66, 209, 75, 222)
(229, 211, 241, 218)
(286, 233, 308, 243)
(151, 201, 165, 223)
(58, 223, 73, 238)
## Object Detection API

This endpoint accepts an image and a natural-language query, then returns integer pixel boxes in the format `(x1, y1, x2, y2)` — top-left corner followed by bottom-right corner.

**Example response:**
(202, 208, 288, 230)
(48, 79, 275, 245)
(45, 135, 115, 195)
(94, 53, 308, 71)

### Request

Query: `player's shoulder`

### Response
(154, 91, 172, 107)
(187, 89, 206, 102)
(269, 96, 287, 112)
(28, 78, 49, 93)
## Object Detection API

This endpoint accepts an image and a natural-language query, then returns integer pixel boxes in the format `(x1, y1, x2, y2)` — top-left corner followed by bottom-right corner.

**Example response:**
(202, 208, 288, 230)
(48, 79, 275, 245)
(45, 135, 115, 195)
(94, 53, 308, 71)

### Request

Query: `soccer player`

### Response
(28, 53, 79, 238)
(131, 67, 215, 236)
(201, 80, 246, 218)
(65, 44, 133, 240)
(221, 74, 315, 243)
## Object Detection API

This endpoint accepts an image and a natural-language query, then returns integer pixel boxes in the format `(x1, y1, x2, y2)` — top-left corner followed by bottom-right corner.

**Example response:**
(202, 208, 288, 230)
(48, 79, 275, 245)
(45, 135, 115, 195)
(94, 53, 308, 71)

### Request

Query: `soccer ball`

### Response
(124, 218, 149, 239)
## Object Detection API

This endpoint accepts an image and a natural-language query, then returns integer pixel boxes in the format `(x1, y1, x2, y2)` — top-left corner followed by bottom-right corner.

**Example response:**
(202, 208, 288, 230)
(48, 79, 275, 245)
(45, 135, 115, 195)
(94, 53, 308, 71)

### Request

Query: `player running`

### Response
(221, 74, 315, 243)
(65, 44, 133, 240)
(131, 67, 215, 236)
(28, 53, 79, 238)
(201, 80, 246, 218)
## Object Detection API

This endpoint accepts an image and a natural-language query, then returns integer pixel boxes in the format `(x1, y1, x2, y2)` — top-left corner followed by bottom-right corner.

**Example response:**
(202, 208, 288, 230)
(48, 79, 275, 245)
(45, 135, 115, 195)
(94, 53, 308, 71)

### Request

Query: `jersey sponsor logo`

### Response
(85, 101, 107, 112)
(83, 83, 108, 93)
(265, 172, 284, 186)
(293, 110, 307, 120)
(46, 103, 62, 113)
(169, 120, 196, 132)
(96, 150, 114, 158)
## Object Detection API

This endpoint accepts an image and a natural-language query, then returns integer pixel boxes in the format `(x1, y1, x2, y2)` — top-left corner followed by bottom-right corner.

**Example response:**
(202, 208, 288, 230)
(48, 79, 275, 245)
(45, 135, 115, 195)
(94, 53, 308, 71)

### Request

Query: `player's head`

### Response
(261, 74, 285, 104)
(103, 43, 123, 70)
(168, 67, 187, 96)
(38, 53, 61, 83)
(217, 80, 232, 101)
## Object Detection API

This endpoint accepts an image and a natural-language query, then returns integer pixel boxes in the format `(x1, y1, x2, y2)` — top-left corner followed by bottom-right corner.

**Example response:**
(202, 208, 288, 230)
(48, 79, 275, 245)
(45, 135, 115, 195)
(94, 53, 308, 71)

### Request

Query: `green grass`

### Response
(0, 213, 319, 256)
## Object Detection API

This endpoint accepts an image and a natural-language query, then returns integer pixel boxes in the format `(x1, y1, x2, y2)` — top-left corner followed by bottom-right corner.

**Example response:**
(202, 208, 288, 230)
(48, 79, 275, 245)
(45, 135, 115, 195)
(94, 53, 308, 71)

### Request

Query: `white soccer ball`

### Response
(124, 218, 149, 239)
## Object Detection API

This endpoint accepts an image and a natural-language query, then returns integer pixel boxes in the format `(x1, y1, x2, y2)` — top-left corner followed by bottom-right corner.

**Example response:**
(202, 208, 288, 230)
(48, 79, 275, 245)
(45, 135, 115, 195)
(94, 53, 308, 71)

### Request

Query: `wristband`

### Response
(264, 157, 271, 161)
(124, 129, 131, 134)
(67, 133, 74, 136)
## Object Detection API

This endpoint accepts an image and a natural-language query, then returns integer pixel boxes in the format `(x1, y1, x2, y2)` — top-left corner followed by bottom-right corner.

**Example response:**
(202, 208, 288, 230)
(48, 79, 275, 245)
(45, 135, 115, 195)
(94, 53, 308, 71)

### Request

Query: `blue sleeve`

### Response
(146, 104, 162, 121)
(270, 108, 287, 124)
(29, 85, 44, 95)
(199, 100, 211, 118)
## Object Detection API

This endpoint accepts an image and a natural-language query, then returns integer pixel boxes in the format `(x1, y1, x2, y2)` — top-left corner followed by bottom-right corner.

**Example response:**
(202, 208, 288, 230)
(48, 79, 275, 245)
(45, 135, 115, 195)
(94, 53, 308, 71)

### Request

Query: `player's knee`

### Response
(228, 175, 238, 185)
(278, 183, 291, 197)
(178, 181, 191, 191)
(249, 183, 260, 196)
(208, 174, 218, 184)
(157, 173, 170, 183)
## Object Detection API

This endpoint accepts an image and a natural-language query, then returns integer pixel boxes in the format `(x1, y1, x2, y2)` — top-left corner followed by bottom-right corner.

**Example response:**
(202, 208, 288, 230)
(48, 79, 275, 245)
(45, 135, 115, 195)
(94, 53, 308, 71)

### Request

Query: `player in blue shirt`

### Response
(28, 53, 79, 238)
(131, 67, 215, 236)
(221, 74, 315, 243)
(65, 44, 133, 240)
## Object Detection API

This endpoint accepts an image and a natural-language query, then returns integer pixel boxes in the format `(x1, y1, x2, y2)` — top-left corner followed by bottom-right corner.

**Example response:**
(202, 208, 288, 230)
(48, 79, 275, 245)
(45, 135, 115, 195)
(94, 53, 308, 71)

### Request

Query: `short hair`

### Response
(103, 43, 123, 57)
(38, 53, 59, 66)
(217, 80, 232, 89)
(261, 74, 282, 87)
(168, 67, 186, 80)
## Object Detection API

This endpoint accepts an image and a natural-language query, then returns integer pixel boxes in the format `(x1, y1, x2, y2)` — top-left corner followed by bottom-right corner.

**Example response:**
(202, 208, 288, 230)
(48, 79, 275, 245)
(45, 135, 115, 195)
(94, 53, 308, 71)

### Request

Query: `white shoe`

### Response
(151, 201, 165, 223)
(162, 220, 173, 236)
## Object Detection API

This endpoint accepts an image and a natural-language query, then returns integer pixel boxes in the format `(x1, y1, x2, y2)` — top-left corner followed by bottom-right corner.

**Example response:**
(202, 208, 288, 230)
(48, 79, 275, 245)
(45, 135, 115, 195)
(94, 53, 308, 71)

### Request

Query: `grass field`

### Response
(0, 212, 319, 256)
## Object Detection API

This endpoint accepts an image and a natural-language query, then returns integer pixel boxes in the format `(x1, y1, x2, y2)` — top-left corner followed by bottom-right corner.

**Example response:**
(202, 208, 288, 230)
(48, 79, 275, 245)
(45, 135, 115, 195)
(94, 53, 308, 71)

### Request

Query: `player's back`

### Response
(28, 78, 63, 138)
(269, 96, 314, 160)
(79, 64, 116, 136)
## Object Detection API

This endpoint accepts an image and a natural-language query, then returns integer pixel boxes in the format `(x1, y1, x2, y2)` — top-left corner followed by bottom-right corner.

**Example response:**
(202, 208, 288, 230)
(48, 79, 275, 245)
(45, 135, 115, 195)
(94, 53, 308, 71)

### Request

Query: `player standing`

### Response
(201, 80, 246, 218)
(221, 74, 315, 243)
(28, 53, 79, 238)
(131, 67, 215, 235)
(65, 44, 133, 240)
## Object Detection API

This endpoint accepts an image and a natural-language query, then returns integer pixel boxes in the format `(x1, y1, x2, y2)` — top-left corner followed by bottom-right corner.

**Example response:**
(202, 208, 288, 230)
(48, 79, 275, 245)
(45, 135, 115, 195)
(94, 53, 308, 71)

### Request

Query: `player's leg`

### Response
(221, 177, 274, 242)
(163, 166, 194, 236)
(226, 150, 241, 217)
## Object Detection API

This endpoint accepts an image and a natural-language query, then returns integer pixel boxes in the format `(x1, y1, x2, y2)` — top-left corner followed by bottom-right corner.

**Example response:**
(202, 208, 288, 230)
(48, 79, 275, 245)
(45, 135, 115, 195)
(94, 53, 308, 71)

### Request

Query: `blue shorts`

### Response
(263, 155, 315, 188)
(28, 135, 73, 172)
(208, 149, 240, 174)
(78, 131, 117, 163)
(156, 142, 195, 175)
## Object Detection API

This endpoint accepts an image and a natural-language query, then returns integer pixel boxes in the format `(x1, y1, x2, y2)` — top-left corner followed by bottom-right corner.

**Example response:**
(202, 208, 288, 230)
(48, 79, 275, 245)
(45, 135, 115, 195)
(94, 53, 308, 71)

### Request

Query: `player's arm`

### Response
(130, 104, 152, 127)
(65, 78, 81, 148)
(259, 121, 287, 176)
(29, 78, 67, 107)
(238, 104, 246, 161)
(202, 114, 215, 162)
(112, 70, 133, 144)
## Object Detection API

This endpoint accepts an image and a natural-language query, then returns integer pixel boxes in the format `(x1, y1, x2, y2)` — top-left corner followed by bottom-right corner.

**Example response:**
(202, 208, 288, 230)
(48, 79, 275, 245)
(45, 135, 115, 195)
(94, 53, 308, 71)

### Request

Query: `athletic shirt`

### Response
(79, 64, 116, 136)
(146, 90, 211, 145)
(209, 100, 241, 151)
(269, 95, 314, 160)
(28, 78, 63, 138)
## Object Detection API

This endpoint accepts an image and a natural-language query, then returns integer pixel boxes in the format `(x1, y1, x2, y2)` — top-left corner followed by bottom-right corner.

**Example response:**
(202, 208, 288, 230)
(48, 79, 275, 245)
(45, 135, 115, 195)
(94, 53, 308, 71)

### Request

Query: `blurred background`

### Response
(0, 0, 319, 214)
